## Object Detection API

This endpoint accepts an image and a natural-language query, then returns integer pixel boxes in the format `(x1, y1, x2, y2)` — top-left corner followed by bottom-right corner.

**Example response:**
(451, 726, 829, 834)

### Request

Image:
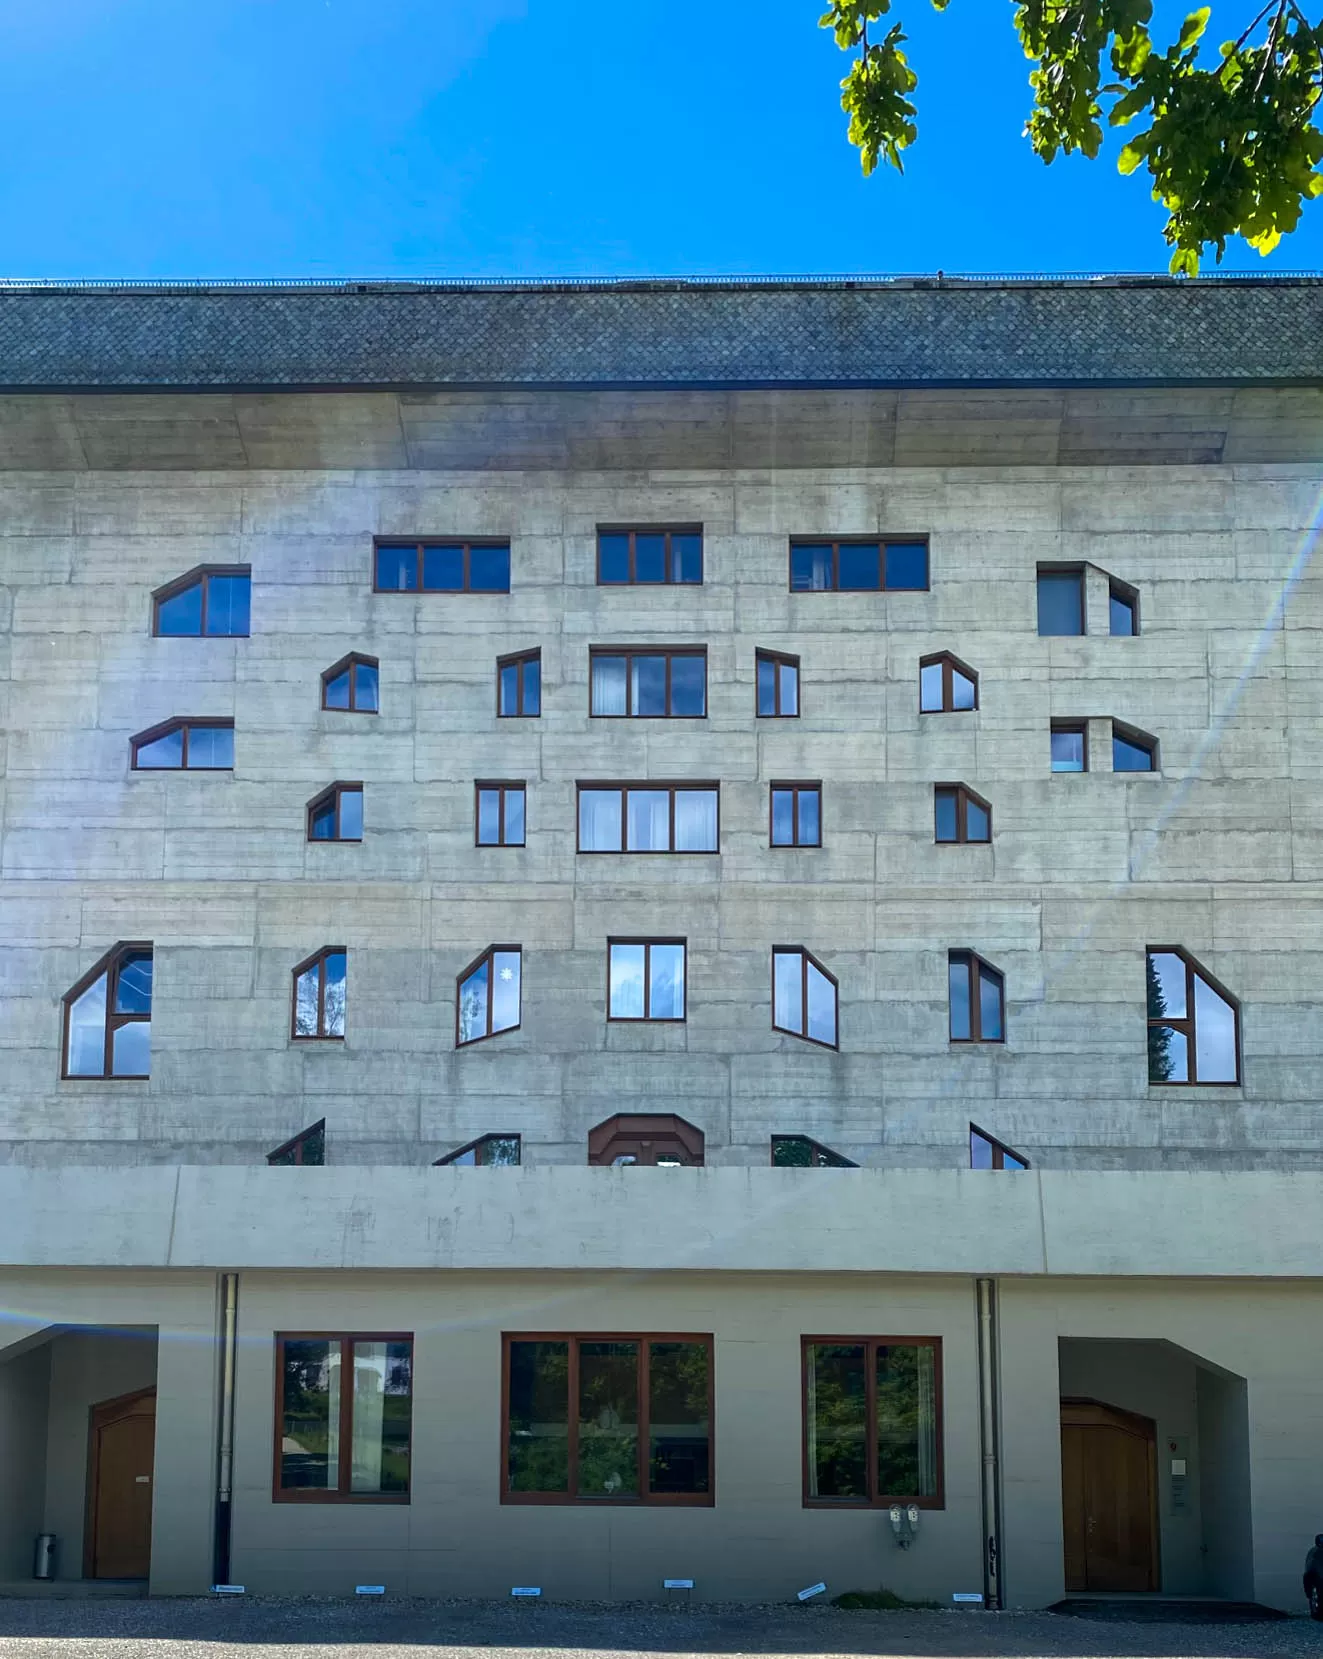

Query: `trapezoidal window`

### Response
(131, 718, 234, 770)
(1113, 723, 1158, 772)
(589, 648, 706, 718)
(756, 650, 800, 716)
(771, 1135, 856, 1168)
(1146, 948, 1240, 1085)
(970, 1124, 1028, 1170)
(268, 1120, 326, 1166)
(919, 653, 977, 713)
(152, 566, 251, 637)
(322, 654, 378, 712)
(802, 1337, 943, 1507)
(307, 783, 363, 842)
(587, 1113, 705, 1167)
(292, 949, 346, 1041)
(435, 1133, 521, 1166)
(457, 946, 521, 1047)
(373, 539, 510, 594)
(934, 784, 990, 844)
(597, 526, 703, 585)
(772, 948, 838, 1049)
(949, 951, 1004, 1043)
(62, 943, 153, 1079)
(497, 650, 541, 716)
(789, 539, 929, 592)
(275, 1334, 413, 1501)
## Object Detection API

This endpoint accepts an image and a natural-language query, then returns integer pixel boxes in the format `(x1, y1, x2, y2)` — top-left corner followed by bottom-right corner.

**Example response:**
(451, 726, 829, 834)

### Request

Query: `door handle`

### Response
(135, 1475, 151, 1484)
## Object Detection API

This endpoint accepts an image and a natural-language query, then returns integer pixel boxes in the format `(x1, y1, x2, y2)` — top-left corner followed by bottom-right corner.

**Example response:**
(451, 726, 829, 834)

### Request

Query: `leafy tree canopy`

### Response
(820, 1, 1323, 272)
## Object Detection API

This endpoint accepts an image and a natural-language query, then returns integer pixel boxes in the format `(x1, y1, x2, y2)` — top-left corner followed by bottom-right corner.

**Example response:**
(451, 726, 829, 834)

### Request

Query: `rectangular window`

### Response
(1037, 567, 1084, 636)
(970, 1124, 1028, 1170)
(803, 1337, 942, 1507)
(1109, 581, 1139, 636)
(589, 648, 706, 718)
(789, 539, 929, 593)
(374, 540, 511, 594)
(292, 949, 347, 1040)
(770, 782, 822, 848)
(577, 784, 718, 853)
(275, 1334, 413, 1502)
(597, 527, 702, 585)
(608, 940, 686, 1022)
(756, 650, 800, 717)
(1050, 722, 1088, 773)
(772, 947, 838, 1049)
(934, 784, 991, 844)
(503, 1334, 712, 1505)
(497, 650, 541, 717)
(476, 781, 526, 847)
(949, 951, 1004, 1043)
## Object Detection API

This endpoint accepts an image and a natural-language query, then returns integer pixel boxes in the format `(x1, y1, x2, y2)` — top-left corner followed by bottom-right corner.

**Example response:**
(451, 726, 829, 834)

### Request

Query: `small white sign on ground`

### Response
(952, 1592, 985, 1604)
(511, 1587, 541, 1597)
(797, 1582, 827, 1601)
(211, 1585, 245, 1595)
(355, 1586, 385, 1595)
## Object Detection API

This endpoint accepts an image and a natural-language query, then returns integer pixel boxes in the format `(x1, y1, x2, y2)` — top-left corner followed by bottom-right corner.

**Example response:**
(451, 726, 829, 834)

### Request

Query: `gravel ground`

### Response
(0, 1599, 1319, 1659)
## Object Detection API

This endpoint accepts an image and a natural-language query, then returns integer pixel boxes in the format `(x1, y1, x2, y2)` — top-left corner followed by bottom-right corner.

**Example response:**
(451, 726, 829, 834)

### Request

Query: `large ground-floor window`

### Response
(275, 1334, 413, 1502)
(802, 1336, 943, 1507)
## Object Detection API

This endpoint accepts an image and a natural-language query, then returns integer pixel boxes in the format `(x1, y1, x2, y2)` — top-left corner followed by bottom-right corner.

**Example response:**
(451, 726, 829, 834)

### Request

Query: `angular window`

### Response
(770, 782, 822, 848)
(934, 784, 991, 844)
(949, 951, 1004, 1043)
(131, 718, 234, 770)
(503, 1333, 713, 1504)
(1037, 567, 1084, 636)
(292, 948, 347, 1041)
(497, 649, 541, 717)
(1146, 948, 1240, 1086)
(1050, 722, 1088, 773)
(62, 943, 153, 1080)
(919, 653, 977, 713)
(268, 1120, 326, 1166)
(789, 539, 929, 593)
(374, 539, 510, 594)
(772, 947, 838, 1049)
(457, 946, 521, 1047)
(577, 784, 719, 854)
(803, 1337, 942, 1507)
(322, 653, 379, 713)
(771, 1135, 856, 1168)
(756, 649, 800, 717)
(607, 940, 686, 1022)
(476, 781, 526, 847)
(152, 565, 251, 637)
(588, 1113, 704, 1167)
(597, 527, 703, 586)
(970, 1124, 1028, 1170)
(307, 783, 363, 842)
(1109, 580, 1139, 637)
(435, 1133, 522, 1166)
(275, 1333, 413, 1501)
(1113, 724, 1158, 772)
(589, 648, 706, 718)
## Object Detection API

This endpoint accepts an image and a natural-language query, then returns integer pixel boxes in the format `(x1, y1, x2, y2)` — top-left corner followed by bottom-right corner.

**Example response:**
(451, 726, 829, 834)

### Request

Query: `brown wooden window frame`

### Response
(918, 652, 978, 714)
(771, 946, 839, 1051)
(1050, 720, 1089, 773)
(130, 716, 235, 770)
(1036, 563, 1086, 637)
(60, 942, 153, 1082)
(588, 646, 707, 720)
(321, 653, 379, 713)
(949, 950, 1005, 1044)
(575, 782, 720, 855)
(290, 948, 346, 1042)
(755, 649, 801, 718)
(268, 1119, 326, 1166)
(587, 1112, 705, 1167)
(1113, 720, 1159, 773)
(496, 649, 541, 717)
(151, 564, 251, 638)
(306, 782, 363, 843)
(771, 1134, 857, 1168)
(770, 781, 822, 848)
(969, 1123, 1028, 1170)
(788, 537, 931, 594)
(372, 537, 511, 595)
(596, 525, 704, 586)
(800, 1335, 945, 1510)
(475, 780, 526, 848)
(434, 1133, 522, 1166)
(272, 1331, 413, 1504)
(606, 938, 687, 1024)
(1146, 946, 1242, 1088)
(456, 944, 522, 1048)
(501, 1332, 715, 1507)
(934, 783, 992, 845)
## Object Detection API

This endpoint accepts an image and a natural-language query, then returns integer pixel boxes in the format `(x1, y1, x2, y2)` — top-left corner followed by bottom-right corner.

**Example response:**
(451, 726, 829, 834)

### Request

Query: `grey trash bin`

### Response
(33, 1533, 55, 1580)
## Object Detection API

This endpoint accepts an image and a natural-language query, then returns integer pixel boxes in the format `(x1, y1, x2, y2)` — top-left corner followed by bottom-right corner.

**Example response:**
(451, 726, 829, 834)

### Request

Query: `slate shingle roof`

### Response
(0, 277, 1318, 389)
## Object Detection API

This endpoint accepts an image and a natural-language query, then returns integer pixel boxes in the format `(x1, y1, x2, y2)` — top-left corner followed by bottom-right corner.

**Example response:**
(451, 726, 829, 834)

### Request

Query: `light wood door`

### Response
(1061, 1400, 1157, 1592)
(87, 1388, 156, 1580)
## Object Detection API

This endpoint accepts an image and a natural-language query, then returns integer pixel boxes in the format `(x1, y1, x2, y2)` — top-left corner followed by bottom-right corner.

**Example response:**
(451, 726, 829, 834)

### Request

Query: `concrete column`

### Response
(149, 1302, 219, 1595)
(995, 1286, 1065, 1608)
(1084, 565, 1112, 636)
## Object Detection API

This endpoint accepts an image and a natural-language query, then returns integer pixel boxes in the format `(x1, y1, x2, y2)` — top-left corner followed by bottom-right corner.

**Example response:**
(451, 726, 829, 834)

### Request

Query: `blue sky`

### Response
(0, 0, 1318, 279)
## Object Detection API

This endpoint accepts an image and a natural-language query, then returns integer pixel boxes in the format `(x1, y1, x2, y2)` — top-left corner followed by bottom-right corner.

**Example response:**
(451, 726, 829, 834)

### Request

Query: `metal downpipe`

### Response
(976, 1276, 1003, 1609)
(213, 1271, 239, 1588)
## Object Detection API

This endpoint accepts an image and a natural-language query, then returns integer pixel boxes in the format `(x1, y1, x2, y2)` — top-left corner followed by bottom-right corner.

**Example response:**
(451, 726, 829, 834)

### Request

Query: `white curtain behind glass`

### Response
(350, 1342, 386, 1493)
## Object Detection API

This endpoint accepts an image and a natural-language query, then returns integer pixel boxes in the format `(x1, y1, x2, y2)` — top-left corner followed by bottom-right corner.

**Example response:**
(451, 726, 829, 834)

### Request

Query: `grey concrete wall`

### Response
(1197, 1364, 1253, 1600)
(0, 447, 1320, 1171)
(0, 1342, 49, 1580)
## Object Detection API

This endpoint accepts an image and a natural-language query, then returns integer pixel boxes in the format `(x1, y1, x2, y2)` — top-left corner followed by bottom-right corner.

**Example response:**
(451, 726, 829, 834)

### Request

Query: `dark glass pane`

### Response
(421, 544, 464, 591)
(1114, 732, 1155, 771)
(952, 668, 976, 710)
(919, 662, 944, 712)
(136, 727, 184, 768)
(634, 534, 666, 583)
(323, 952, 346, 1038)
(522, 656, 540, 715)
(806, 1343, 867, 1498)
(1150, 1023, 1189, 1084)
(648, 1342, 709, 1494)
(1147, 952, 1187, 1019)
(979, 969, 1004, 1041)
(205, 574, 250, 637)
(797, 789, 821, 847)
(338, 788, 363, 840)
(770, 788, 794, 847)
(324, 669, 351, 709)
(504, 788, 525, 846)
(578, 1341, 639, 1498)
(965, 798, 990, 842)
(155, 581, 203, 636)
(632, 656, 667, 717)
(838, 542, 881, 591)
(884, 542, 928, 590)
(508, 1341, 569, 1493)
(1194, 974, 1238, 1082)
(949, 958, 971, 1040)
(477, 789, 501, 846)
(280, 1339, 337, 1490)
(1110, 591, 1136, 636)
(790, 543, 833, 592)
(970, 1130, 993, 1169)
(348, 1339, 411, 1494)
(598, 533, 630, 583)
(355, 662, 379, 711)
(876, 1343, 938, 1498)
(375, 546, 417, 592)
(1004, 1152, 1028, 1171)
(114, 952, 153, 1014)
(309, 799, 336, 839)
(498, 663, 519, 716)
(1051, 729, 1085, 772)
(477, 1134, 521, 1166)
(934, 789, 958, 843)
(1037, 571, 1083, 636)
(469, 543, 511, 593)
(671, 533, 702, 584)
(757, 656, 777, 716)
(300, 1122, 325, 1165)
(188, 725, 234, 769)
(773, 1136, 815, 1167)
(669, 655, 706, 716)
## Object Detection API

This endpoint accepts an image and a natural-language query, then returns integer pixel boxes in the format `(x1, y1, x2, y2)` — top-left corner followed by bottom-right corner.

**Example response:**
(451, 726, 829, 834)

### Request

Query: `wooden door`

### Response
(1061, 1400, 1157, 1592)
(86, 1388, 156, 1580)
